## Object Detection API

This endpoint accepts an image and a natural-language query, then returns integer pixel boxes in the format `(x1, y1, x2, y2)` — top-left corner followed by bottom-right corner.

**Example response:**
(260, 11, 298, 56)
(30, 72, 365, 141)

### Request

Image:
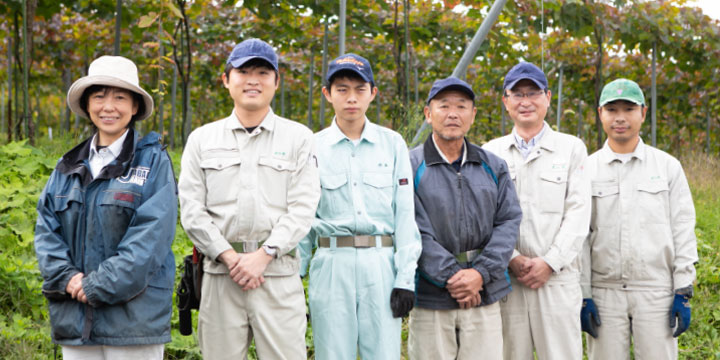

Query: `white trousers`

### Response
(61, 344, 163, 360)
(500, 279, 582, 360)
(198, 273, 307, 360)
(587, 287, 677, 360)
(408, 303, 503, 360)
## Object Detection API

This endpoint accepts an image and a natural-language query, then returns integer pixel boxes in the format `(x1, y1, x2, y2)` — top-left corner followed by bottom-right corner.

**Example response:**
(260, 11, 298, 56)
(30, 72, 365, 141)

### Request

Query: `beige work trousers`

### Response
(198, 273, 307, 360)
(500, 279, 582, 360)
(408, 303, 503, 360)
(587, 287, 677, 360)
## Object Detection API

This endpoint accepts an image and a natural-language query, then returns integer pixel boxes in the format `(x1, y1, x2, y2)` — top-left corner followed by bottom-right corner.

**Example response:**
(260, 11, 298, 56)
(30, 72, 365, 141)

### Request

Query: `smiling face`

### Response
(222, 62, 278, 114)
(85, 87, 138, 146)
(323, 75, 377, 125)
(502, 79, 551, 130)
(599, 100, 647, 152)
(425, 90, 476, 142)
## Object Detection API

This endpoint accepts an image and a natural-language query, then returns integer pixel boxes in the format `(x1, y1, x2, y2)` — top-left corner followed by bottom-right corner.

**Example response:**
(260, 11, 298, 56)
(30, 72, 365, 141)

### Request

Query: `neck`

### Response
(433, 133, 463, 163)
(336, 116, 366, 140)
(608, 137, 640, 154)
(234, 106, 270, 128)
(514, 121, 544, 142)
(97, 128, 128, 147)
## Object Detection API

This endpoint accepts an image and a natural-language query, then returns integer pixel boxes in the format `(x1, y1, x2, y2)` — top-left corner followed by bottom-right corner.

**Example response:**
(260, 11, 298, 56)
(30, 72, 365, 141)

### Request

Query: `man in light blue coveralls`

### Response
(299, 53, 422, 360)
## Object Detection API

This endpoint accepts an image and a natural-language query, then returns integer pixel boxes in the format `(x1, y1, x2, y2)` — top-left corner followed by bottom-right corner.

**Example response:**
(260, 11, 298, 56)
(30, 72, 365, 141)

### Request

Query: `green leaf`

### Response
(138, 12, 158, 28)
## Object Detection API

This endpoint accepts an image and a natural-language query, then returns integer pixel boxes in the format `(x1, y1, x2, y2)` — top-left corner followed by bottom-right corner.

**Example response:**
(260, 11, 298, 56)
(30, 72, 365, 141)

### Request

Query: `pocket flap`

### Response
(320, 174, 348, 190)
(258, 156, 295, 172)
(637, 180, 669, 194)
(200, 157, 242, 170)
(363, 173, 393, 188)
(540, 171, 567, 184)
(591, 182, 619, 197)
(54, 188, 84, 211)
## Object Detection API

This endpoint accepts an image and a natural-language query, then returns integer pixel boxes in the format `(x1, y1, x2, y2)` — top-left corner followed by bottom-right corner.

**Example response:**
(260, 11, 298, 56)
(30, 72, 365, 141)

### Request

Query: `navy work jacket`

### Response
(34, 129, 177, 346)
(410, 135, 522, 309)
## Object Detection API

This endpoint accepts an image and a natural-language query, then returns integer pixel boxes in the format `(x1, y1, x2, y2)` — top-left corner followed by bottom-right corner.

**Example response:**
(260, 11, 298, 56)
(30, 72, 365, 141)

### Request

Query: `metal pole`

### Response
(577, 100, 583, 140)
(170, 63, 177, 148)
(404, 0, 411, 106)
(339, 0, 346, 55)
(412, 0, 508, 144)
(556, 66, 563, 131)
(320, 23, 329, 127)
(651, 41, 657, 147)
(22, 0, 29, 140)
(501, 100, 506, 136)
(307, 50, 314, 129)
(6, 37, 11, 136)
(114, 0, 122, 55)
(707, 102, 711, 154)
(281, 71, 286, 117)
(414, 65, 419, 104)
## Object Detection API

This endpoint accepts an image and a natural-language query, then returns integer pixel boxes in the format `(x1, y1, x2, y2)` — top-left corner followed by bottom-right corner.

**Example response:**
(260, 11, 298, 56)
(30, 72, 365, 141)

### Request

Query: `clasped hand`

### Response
(509, 255, 553, 289)
(221, 249, 273, 291)
(66, 272, 88, 303)
(446, 269, 484, 309)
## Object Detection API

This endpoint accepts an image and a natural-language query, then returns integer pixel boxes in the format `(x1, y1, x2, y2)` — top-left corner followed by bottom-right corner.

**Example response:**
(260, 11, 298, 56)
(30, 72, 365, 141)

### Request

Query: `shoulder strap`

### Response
(414, 159, 426, 191)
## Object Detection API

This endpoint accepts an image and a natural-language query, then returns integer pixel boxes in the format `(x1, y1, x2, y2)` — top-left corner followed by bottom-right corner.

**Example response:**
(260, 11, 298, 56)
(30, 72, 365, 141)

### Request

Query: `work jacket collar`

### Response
(505, 121, 557, 153)
(326, 117, 378, 145)
(423, 134, 482, 166)
(225, 108, 276, 133)
(599, 138, 647, 164)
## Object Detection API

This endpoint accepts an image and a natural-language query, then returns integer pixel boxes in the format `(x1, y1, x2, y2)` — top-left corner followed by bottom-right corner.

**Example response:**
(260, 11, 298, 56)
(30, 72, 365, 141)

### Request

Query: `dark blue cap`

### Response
(503, 62, 548, 91)
(227, 38, 278, 72)
(426, 76, 475, 104)
(326, 53, 375, 87)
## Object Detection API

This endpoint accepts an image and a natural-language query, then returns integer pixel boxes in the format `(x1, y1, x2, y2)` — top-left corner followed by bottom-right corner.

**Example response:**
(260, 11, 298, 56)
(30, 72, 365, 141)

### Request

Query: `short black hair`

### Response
(79, 85, 145, 127)
(326, 69, 373, 92)
(223, 58, 278, 81)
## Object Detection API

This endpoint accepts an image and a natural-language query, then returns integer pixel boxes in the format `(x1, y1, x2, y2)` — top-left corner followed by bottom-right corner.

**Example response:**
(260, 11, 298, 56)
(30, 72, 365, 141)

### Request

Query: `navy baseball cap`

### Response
(326, 53, 375, 87)
(503, 62, 548, 91)
(226, 38, 279, 72)
(426, 76, 475, 104)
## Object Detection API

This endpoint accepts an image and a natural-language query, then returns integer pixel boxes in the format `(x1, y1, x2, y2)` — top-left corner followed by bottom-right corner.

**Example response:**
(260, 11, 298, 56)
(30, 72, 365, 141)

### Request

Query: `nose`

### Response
(101, 97, 115, 112)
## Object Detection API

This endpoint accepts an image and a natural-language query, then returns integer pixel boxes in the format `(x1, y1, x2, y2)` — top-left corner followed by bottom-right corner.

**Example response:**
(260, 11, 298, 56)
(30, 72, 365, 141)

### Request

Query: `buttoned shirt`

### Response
(299, 118, 422, 290)
(483, 123, 591, 283)
(179, 109, 320, 276)
(88, 129, 128, 178)
(512, 123, 547, 159)
(580, 139, 697, 296)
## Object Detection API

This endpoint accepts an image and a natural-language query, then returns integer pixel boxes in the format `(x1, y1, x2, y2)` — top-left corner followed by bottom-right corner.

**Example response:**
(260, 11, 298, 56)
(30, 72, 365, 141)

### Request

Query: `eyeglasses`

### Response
(506, 90, 546, 101)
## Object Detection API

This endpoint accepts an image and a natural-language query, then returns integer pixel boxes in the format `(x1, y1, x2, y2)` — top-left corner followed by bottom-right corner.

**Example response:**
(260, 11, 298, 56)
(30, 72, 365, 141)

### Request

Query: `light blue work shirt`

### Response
(513, 122, 547, 159)
(299, 118, 422, 291)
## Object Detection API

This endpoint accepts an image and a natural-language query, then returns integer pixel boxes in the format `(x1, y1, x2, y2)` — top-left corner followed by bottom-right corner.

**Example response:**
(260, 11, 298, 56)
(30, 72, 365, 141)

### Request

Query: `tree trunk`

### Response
(392, 0, 405, 129)
(651, 41, 657, 147)
(13, 11, 21, 141)
(403, 0, 411, 109)
(280, 70, 285, 117)
(339, 0, 346, 55)
(593, 22, 604, 150)
(307, 49, 314, 130)
(556, 65, 563, 131)
(115, 0, 122, 55)
(170, 62, 178, 149)
(23, 0, 33, 144)
(157, 20, 164, 138)
(319, 23, 329, 127)
(6, 35, 12, 141)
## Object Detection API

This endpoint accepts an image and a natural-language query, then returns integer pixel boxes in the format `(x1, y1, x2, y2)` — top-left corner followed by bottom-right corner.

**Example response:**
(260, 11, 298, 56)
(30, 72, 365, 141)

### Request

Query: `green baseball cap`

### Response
(599, 78, 645, 107)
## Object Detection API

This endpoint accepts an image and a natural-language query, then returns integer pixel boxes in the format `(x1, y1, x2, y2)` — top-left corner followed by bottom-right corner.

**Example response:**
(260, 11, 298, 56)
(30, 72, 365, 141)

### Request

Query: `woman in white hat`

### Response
(34, 56, 178, 360)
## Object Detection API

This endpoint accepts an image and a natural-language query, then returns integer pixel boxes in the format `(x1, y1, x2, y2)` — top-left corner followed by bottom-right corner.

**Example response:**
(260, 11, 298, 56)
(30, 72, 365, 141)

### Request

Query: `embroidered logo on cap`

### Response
(335, 57, 365, 68)
(118, 166, 150, 186)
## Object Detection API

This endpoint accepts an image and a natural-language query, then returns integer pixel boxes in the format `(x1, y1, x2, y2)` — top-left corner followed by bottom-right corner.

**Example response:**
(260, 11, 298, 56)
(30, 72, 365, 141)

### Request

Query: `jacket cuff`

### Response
(472, 265, 490, 286)
(541, 255, 562, 273)
(82, 277, 101, 307)
(581, 283, 592, 298)
(206, 239, 233, 262)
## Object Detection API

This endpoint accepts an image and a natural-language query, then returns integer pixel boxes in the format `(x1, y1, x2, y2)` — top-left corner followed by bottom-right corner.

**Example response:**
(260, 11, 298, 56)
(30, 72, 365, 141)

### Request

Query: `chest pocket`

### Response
(636, 180, 670, 224)
(54, 188, 85, 254)
(363, 172, 394, 218)
(539, 171, 568, 213)
(200, 153, 242, 207)
(258, 156, 296, 206)
(98, 190, 140, 255)
(319, 174, 350, 217)
(591, 182, 619, 227)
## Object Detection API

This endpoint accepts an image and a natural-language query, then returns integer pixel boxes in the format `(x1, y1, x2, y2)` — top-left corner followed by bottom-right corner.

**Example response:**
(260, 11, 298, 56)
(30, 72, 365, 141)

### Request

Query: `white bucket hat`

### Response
(66, 55, 154, 121)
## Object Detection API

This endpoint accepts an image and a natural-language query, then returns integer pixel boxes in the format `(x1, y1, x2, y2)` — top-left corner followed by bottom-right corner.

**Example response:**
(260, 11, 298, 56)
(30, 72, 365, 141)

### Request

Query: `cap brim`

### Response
(599, 96, 644, 107)
(229, 55, 279, 72)
(66, 75, 154, 121)
(427, 84, 475, 104)
(325, 67, 374, 86)
(505, 77, 546, 91)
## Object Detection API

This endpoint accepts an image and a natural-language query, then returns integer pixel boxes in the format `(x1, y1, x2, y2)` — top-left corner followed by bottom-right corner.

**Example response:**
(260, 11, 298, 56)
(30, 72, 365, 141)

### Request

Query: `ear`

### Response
(369, 86, 378, 102)
(132, 101, 139, 116)
(424, 105, 432, 124)
(222, 72, 230, 89)
(545, 90, 552, 107)
(501, 95, 510, 111)
(641, 105, 648, 123)
(322, 87, 332, 103)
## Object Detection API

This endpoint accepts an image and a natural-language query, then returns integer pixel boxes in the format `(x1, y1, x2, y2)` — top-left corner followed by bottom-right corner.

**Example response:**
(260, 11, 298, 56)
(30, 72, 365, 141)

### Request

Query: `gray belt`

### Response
(318, 235, 393, 248)
(231, 240, 265, 253)
(455, 249, 480, 263)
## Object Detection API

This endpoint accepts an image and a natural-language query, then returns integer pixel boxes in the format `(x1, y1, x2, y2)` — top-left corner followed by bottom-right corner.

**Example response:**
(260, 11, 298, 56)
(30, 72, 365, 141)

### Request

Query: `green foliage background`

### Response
(0, 128, 719, 359)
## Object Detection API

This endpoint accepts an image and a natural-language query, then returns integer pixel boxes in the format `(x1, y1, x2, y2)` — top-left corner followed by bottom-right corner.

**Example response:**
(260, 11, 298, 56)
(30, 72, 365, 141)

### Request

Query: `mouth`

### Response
(612, 126, 627, 133)
(243, 89, 261, 95)
(344, 107, 360, 112)
(99, 116, 119, 124)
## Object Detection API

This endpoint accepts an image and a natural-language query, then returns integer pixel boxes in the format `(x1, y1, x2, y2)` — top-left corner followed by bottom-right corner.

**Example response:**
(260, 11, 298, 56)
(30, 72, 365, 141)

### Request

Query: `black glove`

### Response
(390, 288, 415, 318)
(580, 298, 601, 338)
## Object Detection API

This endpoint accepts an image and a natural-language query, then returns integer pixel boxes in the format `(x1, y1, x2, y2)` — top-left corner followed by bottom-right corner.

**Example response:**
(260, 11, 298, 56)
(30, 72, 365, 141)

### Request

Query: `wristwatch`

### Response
(262, 245, 278, 258)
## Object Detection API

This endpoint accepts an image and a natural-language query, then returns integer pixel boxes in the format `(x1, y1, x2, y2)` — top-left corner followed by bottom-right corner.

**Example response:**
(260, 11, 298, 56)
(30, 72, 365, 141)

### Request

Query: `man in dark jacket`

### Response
(408, 76, 522, 360)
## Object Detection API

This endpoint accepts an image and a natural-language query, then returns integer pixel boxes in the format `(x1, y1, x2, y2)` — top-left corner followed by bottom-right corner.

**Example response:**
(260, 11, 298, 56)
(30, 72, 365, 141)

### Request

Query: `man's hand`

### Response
(447, 269, 484, 301)
(516, 257, 553, 289)
(457, 292, 482, 309)
(509, 255, 530, 278)
(230, 249, 273, 290)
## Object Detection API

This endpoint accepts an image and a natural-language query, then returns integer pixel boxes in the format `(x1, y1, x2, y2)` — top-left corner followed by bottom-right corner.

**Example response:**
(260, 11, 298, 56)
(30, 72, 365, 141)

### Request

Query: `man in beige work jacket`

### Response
(483, 62, 591, 360)
(178, 38, 320, 359)
(580, 78, 697, 360)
